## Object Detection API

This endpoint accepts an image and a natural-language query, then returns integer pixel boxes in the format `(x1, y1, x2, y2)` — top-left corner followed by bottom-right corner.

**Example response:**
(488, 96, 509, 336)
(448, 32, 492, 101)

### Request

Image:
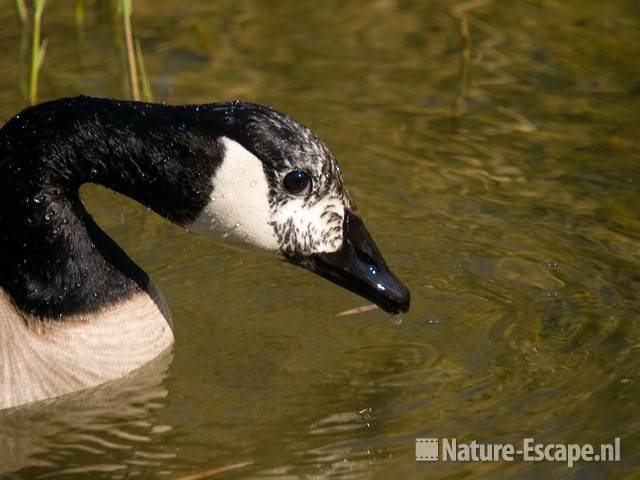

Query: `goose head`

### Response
(189, 102, 410, 314)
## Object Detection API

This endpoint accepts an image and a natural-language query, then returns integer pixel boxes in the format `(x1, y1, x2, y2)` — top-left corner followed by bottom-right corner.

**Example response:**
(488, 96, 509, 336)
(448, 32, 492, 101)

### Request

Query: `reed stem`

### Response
(28, 0, 46, 105)
(120, 0, 140, 100)
(135, 39, 153, 102)
(450, 15, 471, 132)
(460, 15, 470, 92)
(14, 0, 27, 25)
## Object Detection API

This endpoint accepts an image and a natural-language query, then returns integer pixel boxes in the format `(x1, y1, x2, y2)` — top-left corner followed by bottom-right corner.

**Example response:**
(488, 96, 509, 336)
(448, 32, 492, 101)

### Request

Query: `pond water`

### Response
(1, 0, 639, 478)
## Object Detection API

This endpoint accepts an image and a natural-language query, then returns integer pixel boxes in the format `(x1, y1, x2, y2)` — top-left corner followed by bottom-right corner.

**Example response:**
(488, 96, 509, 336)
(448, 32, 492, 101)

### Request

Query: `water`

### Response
(1, 0, 639, 478)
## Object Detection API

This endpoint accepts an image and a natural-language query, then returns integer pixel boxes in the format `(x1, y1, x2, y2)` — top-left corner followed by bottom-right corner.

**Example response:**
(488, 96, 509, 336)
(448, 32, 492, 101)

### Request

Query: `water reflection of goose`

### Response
(0, 351, 174, 475)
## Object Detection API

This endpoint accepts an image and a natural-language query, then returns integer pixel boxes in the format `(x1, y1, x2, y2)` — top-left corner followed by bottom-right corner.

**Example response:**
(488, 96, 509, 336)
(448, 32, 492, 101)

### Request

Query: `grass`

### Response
(28, 0, 47, 105)
(119, 0, 140, 100)
(120, 0, 153, 101)
(14, 0, 27, 25)
(451, 14, 471, 132)
(135, 39, 153, 101)
(15, 0, 153, 105)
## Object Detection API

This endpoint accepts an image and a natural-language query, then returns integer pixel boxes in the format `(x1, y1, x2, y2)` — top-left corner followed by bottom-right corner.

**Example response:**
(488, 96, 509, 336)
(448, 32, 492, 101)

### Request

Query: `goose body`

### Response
(0, 285, 173, 409)
(0, 96, 410, 410)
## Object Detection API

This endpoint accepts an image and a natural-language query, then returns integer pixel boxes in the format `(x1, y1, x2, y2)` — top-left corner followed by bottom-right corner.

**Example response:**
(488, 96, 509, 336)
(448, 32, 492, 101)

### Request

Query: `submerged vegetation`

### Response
(14, 0, 153, 105)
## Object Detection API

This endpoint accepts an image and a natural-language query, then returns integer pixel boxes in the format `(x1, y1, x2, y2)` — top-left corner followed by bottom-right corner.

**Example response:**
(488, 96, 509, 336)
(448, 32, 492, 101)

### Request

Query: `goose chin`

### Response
(309, 210, 410, 315)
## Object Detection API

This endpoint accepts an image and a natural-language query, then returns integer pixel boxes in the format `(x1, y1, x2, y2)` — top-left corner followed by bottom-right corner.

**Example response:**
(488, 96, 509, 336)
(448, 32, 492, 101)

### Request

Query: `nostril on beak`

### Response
(355, 247, 377, 267)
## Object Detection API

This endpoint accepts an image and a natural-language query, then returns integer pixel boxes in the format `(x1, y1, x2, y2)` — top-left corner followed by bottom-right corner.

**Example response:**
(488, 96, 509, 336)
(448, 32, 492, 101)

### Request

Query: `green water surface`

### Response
(0, 0, 639, 478)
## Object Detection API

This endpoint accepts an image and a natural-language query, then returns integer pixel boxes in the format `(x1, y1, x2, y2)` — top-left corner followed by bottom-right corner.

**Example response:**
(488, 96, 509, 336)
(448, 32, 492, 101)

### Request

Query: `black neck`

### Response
(0, 96, 226, 318)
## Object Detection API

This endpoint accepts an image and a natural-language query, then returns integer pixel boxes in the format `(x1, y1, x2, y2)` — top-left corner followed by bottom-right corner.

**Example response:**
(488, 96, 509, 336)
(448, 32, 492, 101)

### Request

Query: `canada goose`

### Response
(0, 96, 410, 409)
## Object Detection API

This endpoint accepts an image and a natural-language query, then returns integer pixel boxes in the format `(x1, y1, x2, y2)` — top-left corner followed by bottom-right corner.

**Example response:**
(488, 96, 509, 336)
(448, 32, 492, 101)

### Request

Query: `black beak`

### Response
(309, 209, 410, 314)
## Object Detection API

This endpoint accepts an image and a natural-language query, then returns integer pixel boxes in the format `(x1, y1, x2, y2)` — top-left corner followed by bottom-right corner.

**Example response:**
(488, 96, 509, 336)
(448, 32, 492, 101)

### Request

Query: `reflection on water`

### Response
(1, 0, 639, 478)
(0, 352, 175, 478)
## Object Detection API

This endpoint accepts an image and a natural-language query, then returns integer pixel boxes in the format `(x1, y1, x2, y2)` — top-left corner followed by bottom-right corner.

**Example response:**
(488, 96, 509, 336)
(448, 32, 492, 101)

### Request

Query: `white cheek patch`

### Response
(189, 137, 279, 251)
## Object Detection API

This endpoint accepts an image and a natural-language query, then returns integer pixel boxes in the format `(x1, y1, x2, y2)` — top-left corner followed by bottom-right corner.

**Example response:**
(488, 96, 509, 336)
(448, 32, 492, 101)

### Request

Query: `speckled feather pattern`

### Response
(213, 105, 354, 258)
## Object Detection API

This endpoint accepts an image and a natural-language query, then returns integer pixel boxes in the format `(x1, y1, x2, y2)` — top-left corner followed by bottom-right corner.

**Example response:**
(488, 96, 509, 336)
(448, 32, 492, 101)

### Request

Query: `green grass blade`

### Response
(135, 39, 153, 102)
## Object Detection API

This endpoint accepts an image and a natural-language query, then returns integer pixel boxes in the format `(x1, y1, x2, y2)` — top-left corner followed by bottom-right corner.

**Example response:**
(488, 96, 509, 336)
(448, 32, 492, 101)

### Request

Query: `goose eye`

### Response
(283, 170, 312, 196)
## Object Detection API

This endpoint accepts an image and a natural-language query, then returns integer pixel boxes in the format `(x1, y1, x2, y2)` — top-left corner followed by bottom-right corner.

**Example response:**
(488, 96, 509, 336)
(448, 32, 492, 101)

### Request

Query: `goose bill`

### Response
(310, 209, 410, 315)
